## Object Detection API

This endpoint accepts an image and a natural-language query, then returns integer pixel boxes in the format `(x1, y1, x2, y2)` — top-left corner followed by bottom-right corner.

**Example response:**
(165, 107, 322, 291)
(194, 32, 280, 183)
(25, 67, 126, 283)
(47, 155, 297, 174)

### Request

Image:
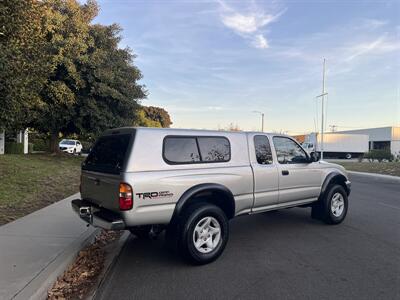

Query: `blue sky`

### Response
(94, 0, 399, 134)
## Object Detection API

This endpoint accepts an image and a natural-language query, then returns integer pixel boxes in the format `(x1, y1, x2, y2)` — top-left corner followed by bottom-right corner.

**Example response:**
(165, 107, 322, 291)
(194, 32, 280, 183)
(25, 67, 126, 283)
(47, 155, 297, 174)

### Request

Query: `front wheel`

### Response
(177, 203, 229, 265)
(312, 184, 348, 224)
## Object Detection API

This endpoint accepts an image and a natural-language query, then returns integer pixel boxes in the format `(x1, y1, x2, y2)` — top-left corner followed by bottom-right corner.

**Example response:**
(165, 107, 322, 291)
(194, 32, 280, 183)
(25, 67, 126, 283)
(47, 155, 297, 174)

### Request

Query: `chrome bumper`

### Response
(71, 199, 125, 230)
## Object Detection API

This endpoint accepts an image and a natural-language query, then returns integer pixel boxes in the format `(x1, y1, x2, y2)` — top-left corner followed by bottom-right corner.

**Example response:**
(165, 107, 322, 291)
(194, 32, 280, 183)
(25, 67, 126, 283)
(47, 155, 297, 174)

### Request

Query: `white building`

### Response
(335, 126, 400, 156)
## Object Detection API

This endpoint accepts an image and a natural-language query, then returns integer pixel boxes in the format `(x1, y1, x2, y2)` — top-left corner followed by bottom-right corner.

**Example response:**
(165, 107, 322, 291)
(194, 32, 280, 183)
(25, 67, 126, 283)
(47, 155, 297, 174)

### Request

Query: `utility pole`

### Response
(316, 59, 328, 160)
(252, 111, 265, 132)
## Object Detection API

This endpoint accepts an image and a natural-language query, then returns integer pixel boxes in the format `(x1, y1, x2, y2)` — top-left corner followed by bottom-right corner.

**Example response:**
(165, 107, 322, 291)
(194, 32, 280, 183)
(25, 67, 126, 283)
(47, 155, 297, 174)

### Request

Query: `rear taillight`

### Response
(119, 183, 133, 211)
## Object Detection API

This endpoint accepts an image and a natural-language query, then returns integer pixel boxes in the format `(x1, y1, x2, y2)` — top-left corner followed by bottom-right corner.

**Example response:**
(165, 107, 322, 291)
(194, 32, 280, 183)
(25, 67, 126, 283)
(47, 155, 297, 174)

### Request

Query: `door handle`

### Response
(282, 170, 289, 176)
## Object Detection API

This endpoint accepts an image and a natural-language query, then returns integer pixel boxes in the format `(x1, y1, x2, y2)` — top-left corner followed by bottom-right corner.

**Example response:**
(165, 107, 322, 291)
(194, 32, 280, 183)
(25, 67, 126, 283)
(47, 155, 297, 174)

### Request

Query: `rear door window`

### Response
(254, 135, 273, 164)
(82, 134, 132, 174)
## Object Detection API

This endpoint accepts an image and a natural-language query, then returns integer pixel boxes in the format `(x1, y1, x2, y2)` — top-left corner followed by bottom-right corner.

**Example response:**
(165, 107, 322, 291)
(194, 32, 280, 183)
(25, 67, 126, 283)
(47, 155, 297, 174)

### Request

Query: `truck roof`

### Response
(103, 126, 281, 137)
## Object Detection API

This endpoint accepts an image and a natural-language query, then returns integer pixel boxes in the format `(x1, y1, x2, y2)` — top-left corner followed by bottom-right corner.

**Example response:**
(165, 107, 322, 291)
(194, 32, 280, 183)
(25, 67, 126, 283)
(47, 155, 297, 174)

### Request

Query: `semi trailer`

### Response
(302, 132, 369, 159)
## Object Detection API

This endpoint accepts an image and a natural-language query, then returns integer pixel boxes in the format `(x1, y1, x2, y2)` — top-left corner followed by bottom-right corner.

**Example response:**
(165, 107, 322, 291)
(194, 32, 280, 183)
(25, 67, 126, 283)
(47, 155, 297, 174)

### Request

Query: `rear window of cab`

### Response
(163, 136, 231, 164)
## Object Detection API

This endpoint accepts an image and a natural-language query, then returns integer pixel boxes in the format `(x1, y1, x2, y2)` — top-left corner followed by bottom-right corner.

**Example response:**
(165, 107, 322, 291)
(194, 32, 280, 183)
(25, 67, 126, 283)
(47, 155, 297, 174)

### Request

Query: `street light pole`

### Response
(252, 111, 265, 132)
(316, 59, 327, 160)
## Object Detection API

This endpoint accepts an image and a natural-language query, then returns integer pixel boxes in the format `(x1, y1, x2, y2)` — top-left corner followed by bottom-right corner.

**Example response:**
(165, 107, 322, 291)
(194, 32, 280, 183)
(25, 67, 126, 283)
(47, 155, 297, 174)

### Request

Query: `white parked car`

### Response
(59, 139, 83, 154)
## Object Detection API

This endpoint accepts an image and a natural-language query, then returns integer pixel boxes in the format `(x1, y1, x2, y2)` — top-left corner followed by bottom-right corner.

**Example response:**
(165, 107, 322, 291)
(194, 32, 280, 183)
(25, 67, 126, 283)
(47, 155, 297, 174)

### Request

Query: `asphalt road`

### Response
(96, 174, 400, 300)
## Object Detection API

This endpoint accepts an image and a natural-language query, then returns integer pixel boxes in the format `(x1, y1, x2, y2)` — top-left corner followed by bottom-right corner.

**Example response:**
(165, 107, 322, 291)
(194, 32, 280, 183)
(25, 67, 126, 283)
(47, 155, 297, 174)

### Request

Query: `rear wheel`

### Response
(345, 153, 352, 159)
(173, 203, 229, 265)
(312, 184, 348, 224)
(129, 225, 152, 239)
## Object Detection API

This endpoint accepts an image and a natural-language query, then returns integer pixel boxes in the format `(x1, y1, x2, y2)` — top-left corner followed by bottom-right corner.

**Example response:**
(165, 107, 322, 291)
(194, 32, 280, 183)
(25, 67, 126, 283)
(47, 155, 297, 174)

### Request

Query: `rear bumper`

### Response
(71, 199, 125, 230)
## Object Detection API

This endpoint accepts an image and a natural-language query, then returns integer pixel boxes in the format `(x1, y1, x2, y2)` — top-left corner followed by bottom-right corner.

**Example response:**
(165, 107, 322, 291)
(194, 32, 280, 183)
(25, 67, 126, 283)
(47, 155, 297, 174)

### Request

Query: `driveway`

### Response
(96, 174, 400, 300)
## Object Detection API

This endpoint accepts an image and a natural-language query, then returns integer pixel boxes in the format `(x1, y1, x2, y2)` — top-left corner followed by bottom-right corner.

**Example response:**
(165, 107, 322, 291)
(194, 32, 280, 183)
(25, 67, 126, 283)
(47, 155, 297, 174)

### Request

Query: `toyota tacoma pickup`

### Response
(72, 127, 351, 264)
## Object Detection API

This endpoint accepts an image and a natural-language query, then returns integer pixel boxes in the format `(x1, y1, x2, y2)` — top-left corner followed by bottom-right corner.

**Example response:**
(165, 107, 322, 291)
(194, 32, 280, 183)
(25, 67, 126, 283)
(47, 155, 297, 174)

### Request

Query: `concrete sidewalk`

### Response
(0, 193, 97, 300)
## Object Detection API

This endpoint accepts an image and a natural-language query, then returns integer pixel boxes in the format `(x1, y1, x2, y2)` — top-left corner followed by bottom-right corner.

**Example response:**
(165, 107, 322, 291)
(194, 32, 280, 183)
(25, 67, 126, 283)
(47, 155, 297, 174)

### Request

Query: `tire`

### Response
(312, 184, 348, 225)
(345, 153, 352, 159)
(175, 203, 229, 265)
(129, 225, 152, 239)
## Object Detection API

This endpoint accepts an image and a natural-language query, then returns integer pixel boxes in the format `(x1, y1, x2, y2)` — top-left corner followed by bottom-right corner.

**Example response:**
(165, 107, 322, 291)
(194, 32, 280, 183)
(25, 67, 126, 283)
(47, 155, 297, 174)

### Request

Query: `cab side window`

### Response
(273, 137, 308, 164)
(254, 135, 273, 165)
(163, 137, 201, 163)
(163, 136, 230, 164)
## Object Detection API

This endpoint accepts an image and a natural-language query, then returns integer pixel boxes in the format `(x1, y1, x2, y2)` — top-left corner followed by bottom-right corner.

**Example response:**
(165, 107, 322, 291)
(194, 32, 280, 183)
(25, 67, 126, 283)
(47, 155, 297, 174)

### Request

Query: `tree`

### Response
(219, 123, 241, 131)
(32, 0, 99, 151)
(33, 0, 98, 152)
(1, 0, 147, 150)
(134, 110, 162, 128)
(0, 0, 50, 131)
(142, 106, 172, 128)
(69, 23, 146, 139)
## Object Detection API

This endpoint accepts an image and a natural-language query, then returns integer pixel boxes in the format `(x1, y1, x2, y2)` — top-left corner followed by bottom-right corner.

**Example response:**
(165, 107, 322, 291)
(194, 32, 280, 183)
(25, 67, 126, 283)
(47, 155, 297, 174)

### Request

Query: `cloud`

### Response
(221, 12, 278, 34)
(360, 19, 388, 30)
(345, 35, 400, 61)
(252, 34, 269, 49)
(217, 0, 284, 49)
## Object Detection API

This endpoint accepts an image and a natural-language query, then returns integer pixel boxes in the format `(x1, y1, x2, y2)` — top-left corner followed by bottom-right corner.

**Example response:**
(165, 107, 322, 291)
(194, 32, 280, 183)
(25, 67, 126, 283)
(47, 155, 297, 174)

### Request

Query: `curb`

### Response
(87, 231, 130, 300)
(13, 227, 99, 300)
(348, 171, 400, 182)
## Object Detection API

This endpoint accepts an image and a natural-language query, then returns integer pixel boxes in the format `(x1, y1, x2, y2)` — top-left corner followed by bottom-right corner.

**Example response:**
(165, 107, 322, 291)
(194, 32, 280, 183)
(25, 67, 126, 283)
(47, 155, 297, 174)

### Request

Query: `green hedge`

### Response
(364, 150, 394, 162)
(4, 142, 34, 154)
(5, 142, 24, 154)
(32, 138, 50, 152)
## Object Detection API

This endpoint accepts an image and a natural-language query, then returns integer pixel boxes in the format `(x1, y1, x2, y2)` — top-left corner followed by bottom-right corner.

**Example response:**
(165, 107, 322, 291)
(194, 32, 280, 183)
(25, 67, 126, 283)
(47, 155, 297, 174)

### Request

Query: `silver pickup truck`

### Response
(72, 127, 351, 264)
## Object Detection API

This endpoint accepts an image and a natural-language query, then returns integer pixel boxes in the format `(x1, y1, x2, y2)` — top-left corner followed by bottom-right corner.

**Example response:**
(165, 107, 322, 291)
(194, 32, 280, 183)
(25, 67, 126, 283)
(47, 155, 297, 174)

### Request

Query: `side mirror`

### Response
(309, 151, 320, 162)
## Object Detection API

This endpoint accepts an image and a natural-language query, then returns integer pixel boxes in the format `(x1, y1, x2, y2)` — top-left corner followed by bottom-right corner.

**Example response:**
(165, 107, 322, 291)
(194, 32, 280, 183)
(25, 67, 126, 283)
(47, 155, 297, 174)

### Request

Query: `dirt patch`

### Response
(47, 230, 121, 300)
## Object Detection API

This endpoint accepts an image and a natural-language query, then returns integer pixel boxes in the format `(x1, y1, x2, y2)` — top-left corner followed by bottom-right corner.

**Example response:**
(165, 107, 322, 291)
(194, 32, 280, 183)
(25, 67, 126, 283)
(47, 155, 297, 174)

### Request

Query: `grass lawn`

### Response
(337, 161, 400, 177)
(0, 154, 84, 225)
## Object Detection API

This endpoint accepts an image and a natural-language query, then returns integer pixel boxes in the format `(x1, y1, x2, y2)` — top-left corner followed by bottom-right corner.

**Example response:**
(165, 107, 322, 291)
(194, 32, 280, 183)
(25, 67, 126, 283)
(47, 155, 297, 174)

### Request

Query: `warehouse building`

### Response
(335, 126, 400, 156)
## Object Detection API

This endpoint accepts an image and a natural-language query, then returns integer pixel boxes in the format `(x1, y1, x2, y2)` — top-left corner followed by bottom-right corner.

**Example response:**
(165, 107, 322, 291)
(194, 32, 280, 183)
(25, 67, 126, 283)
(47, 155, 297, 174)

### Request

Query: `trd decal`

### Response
(135, 191, 173, 199)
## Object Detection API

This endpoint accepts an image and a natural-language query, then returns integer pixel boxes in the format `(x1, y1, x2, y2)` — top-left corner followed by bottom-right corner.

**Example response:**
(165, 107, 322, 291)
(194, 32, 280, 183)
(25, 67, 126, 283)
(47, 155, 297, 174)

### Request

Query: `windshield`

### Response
(60, 140, 75, 145)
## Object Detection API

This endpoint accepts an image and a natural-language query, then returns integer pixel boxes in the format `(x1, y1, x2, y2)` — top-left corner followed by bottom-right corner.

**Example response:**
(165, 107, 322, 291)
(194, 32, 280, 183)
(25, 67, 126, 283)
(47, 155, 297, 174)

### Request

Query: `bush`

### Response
(80, 140, 93, 153)
(4, 142, 34, 154)
(28, 143, 34, 153)
(5, 142, 24, 154)
(364, 150, 394, 162)
(32, 138, 50, 152)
